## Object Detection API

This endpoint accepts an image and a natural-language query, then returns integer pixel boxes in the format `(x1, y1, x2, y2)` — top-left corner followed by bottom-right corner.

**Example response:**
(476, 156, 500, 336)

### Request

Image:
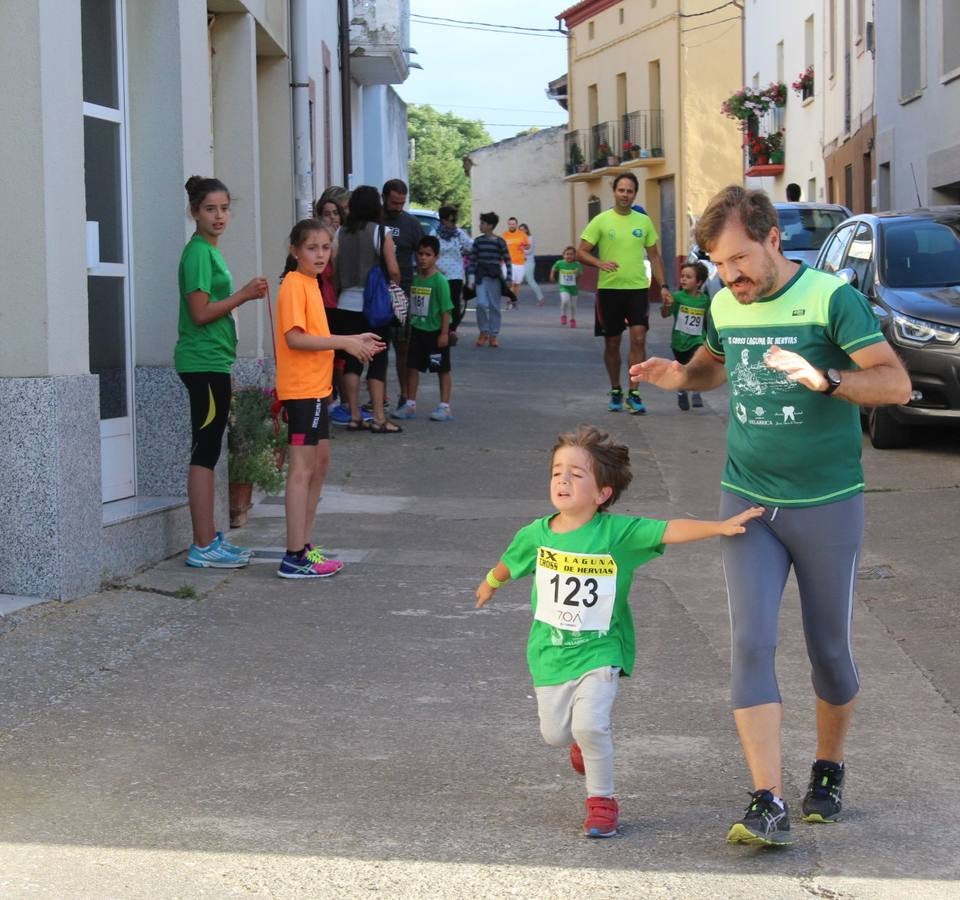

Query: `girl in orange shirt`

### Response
(274, 219, 384, 579)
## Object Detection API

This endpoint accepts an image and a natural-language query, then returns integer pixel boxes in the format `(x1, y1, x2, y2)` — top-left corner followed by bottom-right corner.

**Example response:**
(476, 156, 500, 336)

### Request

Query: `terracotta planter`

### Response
(754, 154, 769, 166)
(229, 481, 253, 528)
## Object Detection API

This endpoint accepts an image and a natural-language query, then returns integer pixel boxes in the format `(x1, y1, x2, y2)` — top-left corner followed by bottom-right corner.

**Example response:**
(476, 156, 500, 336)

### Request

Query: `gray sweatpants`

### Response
(535, 666, 620, 797)
(720, 491, 864, 709)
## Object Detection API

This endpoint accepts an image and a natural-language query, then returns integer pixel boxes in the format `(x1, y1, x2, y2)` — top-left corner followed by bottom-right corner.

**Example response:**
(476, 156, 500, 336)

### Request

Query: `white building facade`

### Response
(0, 0, 411, 602)
(468, 126, 572, 264)
(874, 0, 960, 209)
(743, 0, 825, 202)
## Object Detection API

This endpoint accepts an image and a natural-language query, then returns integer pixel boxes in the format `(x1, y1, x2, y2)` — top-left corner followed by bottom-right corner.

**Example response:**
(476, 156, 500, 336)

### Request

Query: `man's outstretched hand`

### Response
(630, 357, 687, 391)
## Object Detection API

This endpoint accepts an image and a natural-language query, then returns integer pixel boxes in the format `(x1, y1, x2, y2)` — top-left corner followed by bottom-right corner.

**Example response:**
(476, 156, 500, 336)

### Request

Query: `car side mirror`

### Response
(836, 267, 859, 288)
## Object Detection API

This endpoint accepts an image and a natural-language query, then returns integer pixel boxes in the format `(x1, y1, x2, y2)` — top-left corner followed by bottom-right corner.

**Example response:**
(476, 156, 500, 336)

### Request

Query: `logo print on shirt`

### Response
(792, 308, 806, 316)
(631, 228, 645, 239)
(736, 402, 748, 424)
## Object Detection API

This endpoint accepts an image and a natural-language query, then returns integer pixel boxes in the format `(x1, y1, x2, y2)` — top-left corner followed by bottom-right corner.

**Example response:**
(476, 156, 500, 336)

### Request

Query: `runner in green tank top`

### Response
(630, 186, 911, 847)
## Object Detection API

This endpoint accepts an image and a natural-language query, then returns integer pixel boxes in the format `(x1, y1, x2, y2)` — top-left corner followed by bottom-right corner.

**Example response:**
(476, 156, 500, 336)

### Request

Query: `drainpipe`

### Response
(339, 0, 353, 184)
(291, 0, 312, 220)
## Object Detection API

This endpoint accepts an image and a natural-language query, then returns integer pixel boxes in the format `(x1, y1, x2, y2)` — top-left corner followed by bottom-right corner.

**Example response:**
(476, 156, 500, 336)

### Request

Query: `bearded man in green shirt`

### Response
(632, 186, 911, 847)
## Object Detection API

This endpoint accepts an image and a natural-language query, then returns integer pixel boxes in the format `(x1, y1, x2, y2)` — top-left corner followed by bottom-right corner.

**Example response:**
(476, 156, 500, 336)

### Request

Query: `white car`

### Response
(409, 208, 439, 236)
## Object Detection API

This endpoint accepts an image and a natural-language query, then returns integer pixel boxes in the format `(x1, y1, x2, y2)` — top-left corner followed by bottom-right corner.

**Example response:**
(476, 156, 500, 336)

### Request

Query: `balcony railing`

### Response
(621, 110, 663, 159)
(349, 0, 410, 86)
(563, 110, 664, 177)
(744, 105, 785, 174)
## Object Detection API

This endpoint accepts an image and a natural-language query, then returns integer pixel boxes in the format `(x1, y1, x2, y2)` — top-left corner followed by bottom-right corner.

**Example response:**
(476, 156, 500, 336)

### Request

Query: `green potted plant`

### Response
(767, 128, 785, 164)
(228, 386, 286, 526)
(569, 142, 585, 174)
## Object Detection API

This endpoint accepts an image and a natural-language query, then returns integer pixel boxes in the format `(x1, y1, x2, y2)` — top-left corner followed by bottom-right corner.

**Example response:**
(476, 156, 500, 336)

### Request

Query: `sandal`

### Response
(369, 419, 402, 434)
(346, 419, 365, 432)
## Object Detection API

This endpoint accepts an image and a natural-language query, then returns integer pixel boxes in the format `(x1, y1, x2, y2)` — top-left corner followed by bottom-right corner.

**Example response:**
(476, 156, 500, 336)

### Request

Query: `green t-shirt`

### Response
(501, 512, 667, 687)
(580, 208, 658, 290)
(409, 271, 453, 332)
(705, 264, 885, 507)
(669, 289, 710, 352)
(174, 234, 237, 374)
(552, 259, 583, 294)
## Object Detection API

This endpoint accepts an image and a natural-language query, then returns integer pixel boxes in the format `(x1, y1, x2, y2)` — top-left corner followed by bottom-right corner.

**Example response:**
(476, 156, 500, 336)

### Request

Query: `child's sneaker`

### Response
(216, 531, 252, 558)
(429, 404, 454, 422)
(569, 742, 585, 775)
(626, 390, 646, 415)
(608, 388, 624, 412)
(277, 551, 343, 579)
(186, 539, 249, 569)
(560, 314, 568, 325)
(329, 403, 352, 425)
(691, 392, 704, 408)
(569, 318, 577, 328)
(677, 390, 690, 411)
(583, 796, 619, 838)
(391, 401, 417, 420)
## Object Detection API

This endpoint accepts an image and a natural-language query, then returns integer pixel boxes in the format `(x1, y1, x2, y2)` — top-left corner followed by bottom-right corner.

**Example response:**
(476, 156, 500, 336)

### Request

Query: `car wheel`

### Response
(867, 406, 910, 450)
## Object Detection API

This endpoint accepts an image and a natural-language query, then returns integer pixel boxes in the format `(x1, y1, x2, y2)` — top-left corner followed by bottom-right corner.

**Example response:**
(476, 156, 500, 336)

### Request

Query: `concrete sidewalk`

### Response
(1, 289, 958, 898)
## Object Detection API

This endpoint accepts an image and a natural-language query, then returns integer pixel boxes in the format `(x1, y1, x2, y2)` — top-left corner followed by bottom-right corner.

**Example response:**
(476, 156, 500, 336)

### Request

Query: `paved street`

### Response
(1, 287, 959, 898)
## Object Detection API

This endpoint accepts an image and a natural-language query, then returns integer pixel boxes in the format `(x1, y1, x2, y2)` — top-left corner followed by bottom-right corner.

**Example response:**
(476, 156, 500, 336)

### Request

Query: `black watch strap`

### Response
(823, 368, 842, 395)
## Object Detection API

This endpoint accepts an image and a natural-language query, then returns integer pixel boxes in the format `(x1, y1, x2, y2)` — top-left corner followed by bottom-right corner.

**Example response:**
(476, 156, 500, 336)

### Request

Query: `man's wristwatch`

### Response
(823, 367, 842, 395)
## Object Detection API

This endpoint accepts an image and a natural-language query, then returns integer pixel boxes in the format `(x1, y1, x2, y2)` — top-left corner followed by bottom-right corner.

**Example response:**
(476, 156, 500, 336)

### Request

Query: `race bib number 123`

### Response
(533, 547, 617, 632)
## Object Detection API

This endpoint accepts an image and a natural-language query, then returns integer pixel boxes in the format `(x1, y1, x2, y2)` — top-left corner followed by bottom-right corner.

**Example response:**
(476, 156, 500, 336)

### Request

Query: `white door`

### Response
(81, 0, 135, 501)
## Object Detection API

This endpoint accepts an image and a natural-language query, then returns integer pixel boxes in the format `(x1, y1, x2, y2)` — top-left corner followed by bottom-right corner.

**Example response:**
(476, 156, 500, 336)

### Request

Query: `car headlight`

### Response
(891, 311, 960, 346)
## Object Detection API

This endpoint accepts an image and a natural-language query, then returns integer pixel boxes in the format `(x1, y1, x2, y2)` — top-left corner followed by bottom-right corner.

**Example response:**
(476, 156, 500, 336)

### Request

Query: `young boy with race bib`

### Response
(475, 425, 761, 838)
(661, 261, 711, 410)
(392, 235, 455, 422)
(550, 246, 583, 328)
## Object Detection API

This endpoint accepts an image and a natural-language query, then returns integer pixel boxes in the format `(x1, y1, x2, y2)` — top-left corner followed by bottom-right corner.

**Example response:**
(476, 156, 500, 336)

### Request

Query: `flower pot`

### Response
(754, 154, 769, 166)
(769, 150, 784, 164)
(229, 481, 253, 528)
(577, 163, 588, 173)
(639, 148, 651, 158)
(607, 156, 618, 167)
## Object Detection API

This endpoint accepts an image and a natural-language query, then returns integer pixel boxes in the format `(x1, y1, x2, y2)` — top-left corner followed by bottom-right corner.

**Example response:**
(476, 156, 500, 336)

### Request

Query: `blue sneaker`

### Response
(391, 401, 417, 420)
(626, 390, 647, 415)
(429, 405, 453, 422)
(608, 389, 624, 412)
(277, 551, 343, 579)
(216, 531, 252, 558)
(330, 404, 372, 425)
(329, 403, 352, 425)
(186, 539, 249, 568)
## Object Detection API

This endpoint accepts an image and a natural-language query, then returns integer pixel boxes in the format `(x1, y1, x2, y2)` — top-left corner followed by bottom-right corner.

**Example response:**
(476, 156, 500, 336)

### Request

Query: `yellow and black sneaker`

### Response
(802, 759, 844, 823)
(727, 789, 792, 846)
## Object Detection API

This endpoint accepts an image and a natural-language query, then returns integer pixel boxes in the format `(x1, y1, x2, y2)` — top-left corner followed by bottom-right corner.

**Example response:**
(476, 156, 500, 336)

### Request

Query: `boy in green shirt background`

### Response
(549, 246, 583, 328)
(392, 236, 455, 422)
(476, 425, 762, 838)
(661, 260, 711, 410)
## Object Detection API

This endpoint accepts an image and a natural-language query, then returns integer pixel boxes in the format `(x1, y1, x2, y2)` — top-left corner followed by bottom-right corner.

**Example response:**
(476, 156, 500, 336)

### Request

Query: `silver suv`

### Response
(688, 201, 851, 296)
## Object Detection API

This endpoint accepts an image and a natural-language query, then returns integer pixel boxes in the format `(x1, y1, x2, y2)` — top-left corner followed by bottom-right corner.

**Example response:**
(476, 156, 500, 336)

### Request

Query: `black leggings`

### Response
(180, 372, 231, 470)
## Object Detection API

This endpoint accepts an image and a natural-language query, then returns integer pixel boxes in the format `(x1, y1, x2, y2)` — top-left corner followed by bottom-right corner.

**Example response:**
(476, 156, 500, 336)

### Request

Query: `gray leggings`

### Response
(720, 491, 863, 709)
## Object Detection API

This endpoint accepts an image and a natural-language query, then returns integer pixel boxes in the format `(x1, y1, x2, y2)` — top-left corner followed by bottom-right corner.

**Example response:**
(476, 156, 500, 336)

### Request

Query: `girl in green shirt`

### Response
(176, 175, 268, 568)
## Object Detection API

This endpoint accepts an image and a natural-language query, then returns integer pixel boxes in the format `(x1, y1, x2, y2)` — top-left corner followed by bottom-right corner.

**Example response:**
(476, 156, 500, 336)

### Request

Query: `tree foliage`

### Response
(407, 104, 492, 222)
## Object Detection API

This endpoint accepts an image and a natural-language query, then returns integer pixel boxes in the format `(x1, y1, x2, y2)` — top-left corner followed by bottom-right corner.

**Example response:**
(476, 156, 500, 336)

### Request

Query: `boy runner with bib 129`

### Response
(475, 425, 762, 838)
(661, 260, 711, 410)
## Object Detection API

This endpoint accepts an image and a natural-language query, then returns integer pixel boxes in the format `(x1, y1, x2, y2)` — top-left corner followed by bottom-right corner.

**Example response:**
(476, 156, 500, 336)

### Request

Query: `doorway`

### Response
(81, 0, 135, 501)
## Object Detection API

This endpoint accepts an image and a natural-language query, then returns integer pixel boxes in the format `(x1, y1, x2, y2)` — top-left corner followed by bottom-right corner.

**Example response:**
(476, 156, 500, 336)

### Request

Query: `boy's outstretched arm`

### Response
(662, 506, 764, 544)
(475, 561, 511, 608)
